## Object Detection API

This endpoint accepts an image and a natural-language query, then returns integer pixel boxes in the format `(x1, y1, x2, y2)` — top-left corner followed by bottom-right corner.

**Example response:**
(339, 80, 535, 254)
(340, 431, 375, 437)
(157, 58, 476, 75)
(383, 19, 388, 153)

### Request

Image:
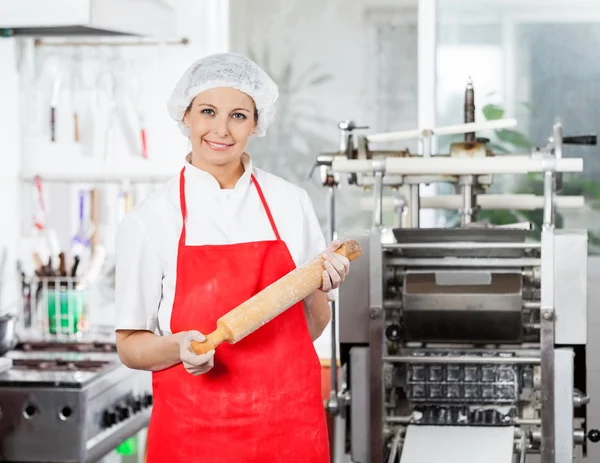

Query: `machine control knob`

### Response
(143, 393, 153, 407)
(385, 324, 403, 342)
(132, 396, 142, 413)
(588, 429, 600, 443)
(102, 408, 117, 428)
(117, 404, 130, 421)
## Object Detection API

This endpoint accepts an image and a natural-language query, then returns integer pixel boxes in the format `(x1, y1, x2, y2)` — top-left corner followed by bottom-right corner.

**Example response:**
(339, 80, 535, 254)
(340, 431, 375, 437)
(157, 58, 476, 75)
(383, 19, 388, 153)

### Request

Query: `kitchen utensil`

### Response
(32, 176, 45, 231)
(71, 190, 94, 254)
(76, 244, 106, 291)
(0, 313, 17, 355)
(50, 69, 62, 142)
(130, 71, 148, 159)
(190, 240, 362, 355)
(71, 49, 83, 142)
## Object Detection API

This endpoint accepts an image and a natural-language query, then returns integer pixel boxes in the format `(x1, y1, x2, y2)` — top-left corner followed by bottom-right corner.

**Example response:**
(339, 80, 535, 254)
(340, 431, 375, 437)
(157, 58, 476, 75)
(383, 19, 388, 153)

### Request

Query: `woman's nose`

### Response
(212, 115, 229, 138)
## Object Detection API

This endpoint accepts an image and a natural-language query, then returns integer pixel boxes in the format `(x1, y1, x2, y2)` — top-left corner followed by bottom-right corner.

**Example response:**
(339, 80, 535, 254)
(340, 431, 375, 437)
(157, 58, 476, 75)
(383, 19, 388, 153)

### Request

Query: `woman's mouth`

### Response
(204, 139, 234, 151)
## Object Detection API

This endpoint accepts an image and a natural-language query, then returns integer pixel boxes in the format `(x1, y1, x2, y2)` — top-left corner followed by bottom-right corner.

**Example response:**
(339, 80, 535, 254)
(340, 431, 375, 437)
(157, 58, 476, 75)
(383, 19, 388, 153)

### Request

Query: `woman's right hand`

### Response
(179, 330, 215, 375)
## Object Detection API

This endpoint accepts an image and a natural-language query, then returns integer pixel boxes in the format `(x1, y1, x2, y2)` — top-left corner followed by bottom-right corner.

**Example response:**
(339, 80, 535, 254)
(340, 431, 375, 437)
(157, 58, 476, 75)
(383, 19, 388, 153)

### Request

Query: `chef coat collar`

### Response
(184, 152, 254, 194)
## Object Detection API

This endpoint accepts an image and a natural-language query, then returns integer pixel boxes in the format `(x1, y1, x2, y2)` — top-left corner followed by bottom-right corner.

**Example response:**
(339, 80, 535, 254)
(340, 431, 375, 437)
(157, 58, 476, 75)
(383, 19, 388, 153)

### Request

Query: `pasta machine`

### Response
(315, 110, 599, 462)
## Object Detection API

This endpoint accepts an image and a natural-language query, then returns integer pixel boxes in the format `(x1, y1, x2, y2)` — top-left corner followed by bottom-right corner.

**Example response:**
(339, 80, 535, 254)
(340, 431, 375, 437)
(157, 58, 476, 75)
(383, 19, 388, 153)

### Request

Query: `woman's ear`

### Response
(183, 98, 194, 128)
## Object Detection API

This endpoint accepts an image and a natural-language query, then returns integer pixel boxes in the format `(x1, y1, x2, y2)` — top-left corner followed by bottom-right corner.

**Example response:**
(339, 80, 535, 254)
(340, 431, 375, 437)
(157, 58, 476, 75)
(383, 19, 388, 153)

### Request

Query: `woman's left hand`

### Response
(321, 240, 351, 293)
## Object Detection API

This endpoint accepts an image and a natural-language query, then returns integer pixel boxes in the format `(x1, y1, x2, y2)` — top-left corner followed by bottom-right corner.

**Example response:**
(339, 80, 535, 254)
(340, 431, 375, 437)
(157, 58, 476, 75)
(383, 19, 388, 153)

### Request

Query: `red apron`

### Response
(146, 168, 329, 462)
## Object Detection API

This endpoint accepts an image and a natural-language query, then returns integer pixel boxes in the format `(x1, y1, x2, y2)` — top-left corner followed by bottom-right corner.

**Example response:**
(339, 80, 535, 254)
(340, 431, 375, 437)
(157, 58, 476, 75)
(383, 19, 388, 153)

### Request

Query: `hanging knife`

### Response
(50, 71, 62, 143)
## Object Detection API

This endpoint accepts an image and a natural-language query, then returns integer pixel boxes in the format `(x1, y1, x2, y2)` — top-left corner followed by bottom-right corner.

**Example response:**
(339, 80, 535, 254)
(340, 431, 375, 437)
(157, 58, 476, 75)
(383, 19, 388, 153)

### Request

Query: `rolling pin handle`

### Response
(190, 339, 216, 355)
(334, 239, 362, 262)
(190, 324, 232, 355)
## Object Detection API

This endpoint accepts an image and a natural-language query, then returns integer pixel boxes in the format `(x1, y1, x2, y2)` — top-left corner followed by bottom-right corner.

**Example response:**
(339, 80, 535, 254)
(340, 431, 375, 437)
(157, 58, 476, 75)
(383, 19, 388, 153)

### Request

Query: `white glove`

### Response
(179, 330, 215, 376)
(321, 240, 351, 293)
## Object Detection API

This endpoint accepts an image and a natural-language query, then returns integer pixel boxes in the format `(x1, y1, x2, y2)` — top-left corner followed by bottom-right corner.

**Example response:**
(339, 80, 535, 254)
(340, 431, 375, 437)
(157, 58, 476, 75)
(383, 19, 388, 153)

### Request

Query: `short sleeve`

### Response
(114, 213, 163, 332)
(300, 189, 338, 301)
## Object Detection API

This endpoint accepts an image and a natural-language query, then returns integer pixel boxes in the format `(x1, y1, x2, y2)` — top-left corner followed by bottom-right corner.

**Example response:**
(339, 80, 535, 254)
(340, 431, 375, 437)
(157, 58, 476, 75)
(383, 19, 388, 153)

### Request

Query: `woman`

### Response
(114, 53, 350, 462)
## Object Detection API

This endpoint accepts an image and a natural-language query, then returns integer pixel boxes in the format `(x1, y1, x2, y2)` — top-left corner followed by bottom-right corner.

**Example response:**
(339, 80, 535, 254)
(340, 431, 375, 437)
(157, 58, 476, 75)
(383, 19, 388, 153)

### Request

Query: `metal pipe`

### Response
(383, 242, 541, 250)
(539, 155, 557, 462)
(518, 419, 543, 426)
(369, 231, 385, 463)
(542, 169, 555, 228)
(365, 119, 517, 144)
(373, 158, 386, 227)
(331, 156, 583, 176)
(530, 429, 585, 445)
(360, 194, 584, 211)
(390, 268, 540, 279)
(381, 299, 539, 312)
(387, 427, 402, 463)
(524, 323, 541, 330)
(464, 78, 475, 142)
(552, 122, 564, 192)
(409, 185, 420, 227)
(422, 135, 432, 158)
(327, 185, 339, 419)
(460, 181, 474, 225)
(383, 301, 402, 309)
(518, 432, 528, 463)
(523, 301, 541, 310)
(385, 257, 541, 268)
(383, 355, 541, 365)
(385, 416, 541, 425)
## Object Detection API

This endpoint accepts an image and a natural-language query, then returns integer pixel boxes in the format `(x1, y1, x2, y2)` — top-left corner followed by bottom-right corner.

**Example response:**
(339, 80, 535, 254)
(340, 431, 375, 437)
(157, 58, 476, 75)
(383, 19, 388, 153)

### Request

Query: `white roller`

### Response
(360, 195, 585, 211)
(366, 118, 517, 144)
(367, 128, 422, 143)
(426, 194, 584, 210)
(332, 156, 583, 175)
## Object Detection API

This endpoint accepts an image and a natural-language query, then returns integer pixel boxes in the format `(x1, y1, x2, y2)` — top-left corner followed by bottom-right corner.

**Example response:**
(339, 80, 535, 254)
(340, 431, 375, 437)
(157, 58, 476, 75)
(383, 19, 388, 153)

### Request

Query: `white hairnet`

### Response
(167, 53, 279, 138)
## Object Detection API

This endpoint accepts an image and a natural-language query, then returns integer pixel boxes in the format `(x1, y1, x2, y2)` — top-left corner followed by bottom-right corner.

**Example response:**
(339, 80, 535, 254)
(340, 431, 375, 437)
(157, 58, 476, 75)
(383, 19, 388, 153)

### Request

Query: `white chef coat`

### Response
(114, 153, 335, 335)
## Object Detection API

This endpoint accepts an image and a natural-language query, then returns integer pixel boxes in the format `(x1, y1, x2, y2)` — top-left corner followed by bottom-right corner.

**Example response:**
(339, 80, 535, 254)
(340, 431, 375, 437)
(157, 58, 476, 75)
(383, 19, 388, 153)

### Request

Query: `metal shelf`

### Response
(20, 141, 181, 184)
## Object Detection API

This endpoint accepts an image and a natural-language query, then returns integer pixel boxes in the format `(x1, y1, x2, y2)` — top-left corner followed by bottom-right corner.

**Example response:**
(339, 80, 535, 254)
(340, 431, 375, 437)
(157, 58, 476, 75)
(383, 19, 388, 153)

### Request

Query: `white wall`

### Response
(228, 0, 418, 358)
(0, 39, 21, 314)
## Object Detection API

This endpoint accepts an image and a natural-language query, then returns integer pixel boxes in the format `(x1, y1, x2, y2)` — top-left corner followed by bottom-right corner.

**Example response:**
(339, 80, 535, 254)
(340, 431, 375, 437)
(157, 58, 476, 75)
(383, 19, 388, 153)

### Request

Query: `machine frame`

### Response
(315, 115, 598, 463)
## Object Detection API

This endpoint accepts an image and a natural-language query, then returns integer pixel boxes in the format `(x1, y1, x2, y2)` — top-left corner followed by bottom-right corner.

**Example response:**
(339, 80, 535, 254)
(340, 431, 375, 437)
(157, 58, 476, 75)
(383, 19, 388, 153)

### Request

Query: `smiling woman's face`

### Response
(184, 87, 258, 167)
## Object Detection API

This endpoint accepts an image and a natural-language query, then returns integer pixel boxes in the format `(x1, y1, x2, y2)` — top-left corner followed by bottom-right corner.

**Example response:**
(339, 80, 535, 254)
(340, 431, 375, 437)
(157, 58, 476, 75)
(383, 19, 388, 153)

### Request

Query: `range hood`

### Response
(0, 0, 177, 37)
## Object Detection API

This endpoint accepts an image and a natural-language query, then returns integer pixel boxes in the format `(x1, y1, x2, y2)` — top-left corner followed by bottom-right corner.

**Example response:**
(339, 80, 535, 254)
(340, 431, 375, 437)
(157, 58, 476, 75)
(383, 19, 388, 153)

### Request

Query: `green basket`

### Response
(45, 289, 87, 335)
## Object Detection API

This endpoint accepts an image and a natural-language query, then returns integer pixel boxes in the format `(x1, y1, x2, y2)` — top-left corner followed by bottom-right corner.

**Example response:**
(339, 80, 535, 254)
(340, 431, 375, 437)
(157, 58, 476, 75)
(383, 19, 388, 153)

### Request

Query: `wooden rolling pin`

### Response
(190, 240, 362, 354)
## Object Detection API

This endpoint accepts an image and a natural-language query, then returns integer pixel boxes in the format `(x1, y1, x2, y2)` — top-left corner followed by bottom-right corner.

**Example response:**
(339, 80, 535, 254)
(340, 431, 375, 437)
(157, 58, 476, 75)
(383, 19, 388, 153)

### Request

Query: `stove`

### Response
(0, 341, 152, 462)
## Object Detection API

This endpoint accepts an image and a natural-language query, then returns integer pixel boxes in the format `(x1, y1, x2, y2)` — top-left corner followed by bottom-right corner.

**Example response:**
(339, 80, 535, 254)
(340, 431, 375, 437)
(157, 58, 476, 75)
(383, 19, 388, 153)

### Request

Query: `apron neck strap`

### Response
(178, 168, 282, 244)
(179, 168, 188, 245)
(251, 174, 281, 241)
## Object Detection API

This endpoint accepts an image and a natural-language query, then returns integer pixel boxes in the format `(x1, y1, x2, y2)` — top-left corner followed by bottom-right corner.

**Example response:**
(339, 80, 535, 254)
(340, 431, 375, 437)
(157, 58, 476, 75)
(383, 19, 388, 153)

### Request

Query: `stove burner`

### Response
(13, 358, 110, 372)
(18, 341, 116, 353)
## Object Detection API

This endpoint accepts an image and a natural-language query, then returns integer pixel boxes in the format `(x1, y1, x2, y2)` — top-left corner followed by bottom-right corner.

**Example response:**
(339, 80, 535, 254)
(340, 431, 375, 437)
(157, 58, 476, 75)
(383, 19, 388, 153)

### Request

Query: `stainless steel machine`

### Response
(315, 96, 599, 462)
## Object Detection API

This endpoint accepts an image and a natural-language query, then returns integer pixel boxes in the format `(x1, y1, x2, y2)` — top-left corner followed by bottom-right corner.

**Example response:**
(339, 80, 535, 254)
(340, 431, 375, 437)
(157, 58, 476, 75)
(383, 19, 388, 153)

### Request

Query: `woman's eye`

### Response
(232, 113, 246, 120)
(201, 108, 214, 115)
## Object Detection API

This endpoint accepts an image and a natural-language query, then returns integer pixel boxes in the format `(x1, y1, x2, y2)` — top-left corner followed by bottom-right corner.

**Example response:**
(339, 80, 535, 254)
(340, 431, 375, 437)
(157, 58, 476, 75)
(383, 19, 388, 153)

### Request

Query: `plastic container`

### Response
(45, 288, 87, 335)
